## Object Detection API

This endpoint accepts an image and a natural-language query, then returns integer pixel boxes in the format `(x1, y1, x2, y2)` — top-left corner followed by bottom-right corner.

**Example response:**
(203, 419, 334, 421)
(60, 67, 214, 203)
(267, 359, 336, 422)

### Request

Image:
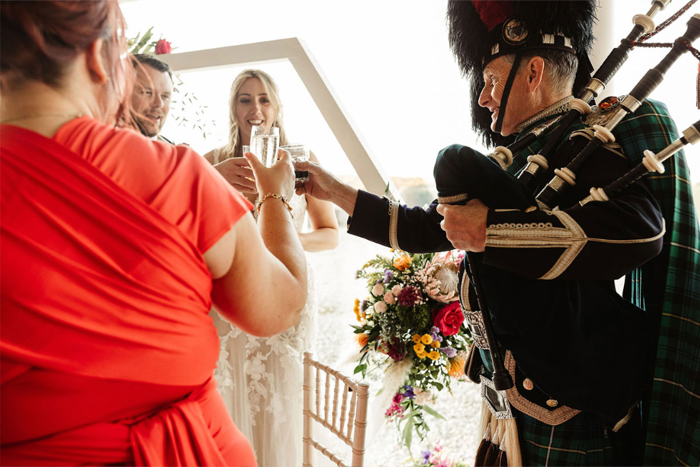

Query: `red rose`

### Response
(432, 302, 464, 336)
(155, 39, 172, 55)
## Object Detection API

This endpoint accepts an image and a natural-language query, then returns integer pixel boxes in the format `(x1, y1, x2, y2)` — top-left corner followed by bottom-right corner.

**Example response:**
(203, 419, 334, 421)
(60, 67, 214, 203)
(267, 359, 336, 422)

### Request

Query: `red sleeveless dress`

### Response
(1, 118, 256, 466)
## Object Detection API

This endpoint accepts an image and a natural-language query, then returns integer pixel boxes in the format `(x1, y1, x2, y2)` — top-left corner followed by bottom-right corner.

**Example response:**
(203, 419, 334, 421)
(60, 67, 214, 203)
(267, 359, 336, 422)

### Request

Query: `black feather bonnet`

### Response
(447, 0, 597, 147)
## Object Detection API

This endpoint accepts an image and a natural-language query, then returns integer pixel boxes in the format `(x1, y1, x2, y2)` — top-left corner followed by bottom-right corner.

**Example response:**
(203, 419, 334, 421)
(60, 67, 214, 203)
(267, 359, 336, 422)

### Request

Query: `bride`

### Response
(204, 69, 339, 467)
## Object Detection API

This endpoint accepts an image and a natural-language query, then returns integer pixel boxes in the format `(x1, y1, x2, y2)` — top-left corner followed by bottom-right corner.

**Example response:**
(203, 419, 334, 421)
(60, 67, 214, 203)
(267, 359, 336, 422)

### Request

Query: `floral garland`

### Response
(127, 27, 173, 55)
(353, 249, 472, 450)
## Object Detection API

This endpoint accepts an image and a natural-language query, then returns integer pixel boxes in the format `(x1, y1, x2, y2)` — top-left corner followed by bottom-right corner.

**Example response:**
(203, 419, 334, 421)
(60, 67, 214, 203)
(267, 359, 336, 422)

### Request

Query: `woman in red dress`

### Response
(0, 1, 307, 465)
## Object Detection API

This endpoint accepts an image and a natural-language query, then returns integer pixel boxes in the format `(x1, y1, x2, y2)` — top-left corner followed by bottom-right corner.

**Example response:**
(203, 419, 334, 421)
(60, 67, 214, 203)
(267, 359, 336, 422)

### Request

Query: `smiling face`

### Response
(478, 56, 529, 137)
(131, 64, 173, 138)
(234, 77, 278, 144)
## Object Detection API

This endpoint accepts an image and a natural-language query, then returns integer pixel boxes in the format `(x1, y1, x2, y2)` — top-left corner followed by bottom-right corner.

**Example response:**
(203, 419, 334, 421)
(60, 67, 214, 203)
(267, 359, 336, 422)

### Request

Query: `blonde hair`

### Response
(221, 69, 288, 160)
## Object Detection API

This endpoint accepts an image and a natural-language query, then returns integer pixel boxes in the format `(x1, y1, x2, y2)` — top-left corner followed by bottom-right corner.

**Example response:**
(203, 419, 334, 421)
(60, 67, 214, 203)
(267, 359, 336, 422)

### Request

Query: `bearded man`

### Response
(131, 54, 174, 144)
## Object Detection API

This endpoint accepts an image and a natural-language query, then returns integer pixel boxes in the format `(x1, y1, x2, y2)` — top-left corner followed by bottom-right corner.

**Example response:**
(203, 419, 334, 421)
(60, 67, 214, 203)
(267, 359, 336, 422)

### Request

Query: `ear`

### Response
(525, 56, 545, 92)
(85, 39, 109, 84)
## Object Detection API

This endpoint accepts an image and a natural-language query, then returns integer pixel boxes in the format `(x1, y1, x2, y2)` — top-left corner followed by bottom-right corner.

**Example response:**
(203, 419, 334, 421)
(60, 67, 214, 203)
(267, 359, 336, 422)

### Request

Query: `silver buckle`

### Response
(480, 375, 514, 420)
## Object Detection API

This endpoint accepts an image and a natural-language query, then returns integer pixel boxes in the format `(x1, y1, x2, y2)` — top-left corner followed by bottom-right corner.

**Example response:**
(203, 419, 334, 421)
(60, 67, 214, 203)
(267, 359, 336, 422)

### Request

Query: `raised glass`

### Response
(281, 144, 310, 182)
(250, 126, 280, 167)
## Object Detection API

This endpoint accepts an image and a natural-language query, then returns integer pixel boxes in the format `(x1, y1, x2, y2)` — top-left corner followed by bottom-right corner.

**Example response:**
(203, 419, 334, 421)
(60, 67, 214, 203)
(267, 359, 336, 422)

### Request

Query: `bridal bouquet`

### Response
(352, 249, 472, 449)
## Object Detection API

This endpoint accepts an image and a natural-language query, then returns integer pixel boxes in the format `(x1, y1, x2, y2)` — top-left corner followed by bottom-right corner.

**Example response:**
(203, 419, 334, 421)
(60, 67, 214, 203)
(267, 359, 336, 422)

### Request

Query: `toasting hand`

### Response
(294, 159, 359, 216)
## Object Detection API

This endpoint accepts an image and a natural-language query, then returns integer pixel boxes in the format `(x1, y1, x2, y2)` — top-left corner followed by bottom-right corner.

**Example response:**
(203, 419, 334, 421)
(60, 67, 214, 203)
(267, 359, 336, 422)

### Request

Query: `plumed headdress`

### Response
(447, 0, 597, 147)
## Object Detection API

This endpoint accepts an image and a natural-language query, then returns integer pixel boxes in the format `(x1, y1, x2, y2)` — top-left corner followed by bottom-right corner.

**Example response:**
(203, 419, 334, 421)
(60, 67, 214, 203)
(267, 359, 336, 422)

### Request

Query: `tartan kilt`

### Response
(513, 408, 615, 466)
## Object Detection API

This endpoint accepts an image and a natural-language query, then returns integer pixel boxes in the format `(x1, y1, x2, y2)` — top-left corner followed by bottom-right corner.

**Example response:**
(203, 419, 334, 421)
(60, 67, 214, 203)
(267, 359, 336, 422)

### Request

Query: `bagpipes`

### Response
(461, 0, 700, 392)
(580, 117, 700, 206)
(437, 3, 700, 465)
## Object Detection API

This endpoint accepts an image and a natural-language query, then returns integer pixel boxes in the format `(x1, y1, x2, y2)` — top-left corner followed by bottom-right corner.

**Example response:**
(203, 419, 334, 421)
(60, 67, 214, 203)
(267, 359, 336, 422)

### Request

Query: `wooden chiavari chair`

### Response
(302, 352, 370, 467)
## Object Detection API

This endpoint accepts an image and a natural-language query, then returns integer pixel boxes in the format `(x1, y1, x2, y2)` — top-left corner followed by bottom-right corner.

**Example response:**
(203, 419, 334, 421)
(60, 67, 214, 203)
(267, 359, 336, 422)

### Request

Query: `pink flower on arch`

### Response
(155, 39, 172, 54)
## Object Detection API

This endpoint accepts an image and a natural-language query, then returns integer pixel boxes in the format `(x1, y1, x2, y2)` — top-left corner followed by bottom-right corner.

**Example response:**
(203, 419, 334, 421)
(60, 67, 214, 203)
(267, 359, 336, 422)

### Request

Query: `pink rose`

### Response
(155, 39, 172, 54)
(432, 302, 464, 336)
(374, 301, 387, 314)
(372, 283, 385, 297)
(392, 285, 402, 295)
(384, 292, 396, 304)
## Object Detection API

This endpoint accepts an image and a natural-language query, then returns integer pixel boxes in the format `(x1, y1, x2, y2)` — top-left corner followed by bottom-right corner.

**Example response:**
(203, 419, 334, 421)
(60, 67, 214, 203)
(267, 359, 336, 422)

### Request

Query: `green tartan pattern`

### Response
(620, 101, 700, 467)
(503, 100, 700, 466)
(513, 407, 615, 466)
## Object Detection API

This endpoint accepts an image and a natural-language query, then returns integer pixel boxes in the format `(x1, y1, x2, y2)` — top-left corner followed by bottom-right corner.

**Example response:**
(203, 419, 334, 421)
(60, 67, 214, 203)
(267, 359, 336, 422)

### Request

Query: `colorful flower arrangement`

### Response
(353, 249, 472, 449)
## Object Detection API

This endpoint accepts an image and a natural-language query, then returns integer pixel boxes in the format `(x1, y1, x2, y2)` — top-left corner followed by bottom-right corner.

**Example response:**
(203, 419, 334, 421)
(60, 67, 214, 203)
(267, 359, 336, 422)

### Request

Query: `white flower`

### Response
(384, 292, 396, 304)
(392, 284, 403, 295)
(374, 301, 388, 313)
(246, 354, 266, 382)
(372, 283, 385, 296)
(414, 387, 437, 405)
(422, 258, 460, 303)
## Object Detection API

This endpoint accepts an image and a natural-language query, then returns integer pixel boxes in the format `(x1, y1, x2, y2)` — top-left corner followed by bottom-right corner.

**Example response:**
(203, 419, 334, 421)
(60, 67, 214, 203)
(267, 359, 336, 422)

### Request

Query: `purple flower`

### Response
(421, 450, 432, 463)
(440, 346, 457, 358)
(403, 387, 415, 399)
(360, 299, 368, 311)
(398, 285, 422, 307)
(430, 326, 444, 342)
(384, 268, 392, 282)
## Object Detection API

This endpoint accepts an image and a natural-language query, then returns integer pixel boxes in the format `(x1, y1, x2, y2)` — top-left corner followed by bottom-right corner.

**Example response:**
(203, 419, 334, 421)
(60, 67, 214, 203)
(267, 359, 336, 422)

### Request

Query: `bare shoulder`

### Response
(202, 148, 218, 166)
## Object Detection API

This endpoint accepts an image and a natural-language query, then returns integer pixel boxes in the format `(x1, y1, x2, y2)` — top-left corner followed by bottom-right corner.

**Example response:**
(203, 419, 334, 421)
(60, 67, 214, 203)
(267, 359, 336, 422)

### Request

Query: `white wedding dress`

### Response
(210, 149, 317, 467)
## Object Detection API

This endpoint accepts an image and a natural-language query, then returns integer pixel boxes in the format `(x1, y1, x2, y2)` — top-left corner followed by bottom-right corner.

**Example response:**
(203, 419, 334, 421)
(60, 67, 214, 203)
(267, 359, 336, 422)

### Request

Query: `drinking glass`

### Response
(250, 126, 280, 167)
(281, 144, 310, 182)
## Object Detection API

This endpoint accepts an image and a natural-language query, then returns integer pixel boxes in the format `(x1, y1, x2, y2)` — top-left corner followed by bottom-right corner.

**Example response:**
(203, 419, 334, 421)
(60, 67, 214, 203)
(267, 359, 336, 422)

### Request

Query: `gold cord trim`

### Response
(388, 199, 400, 249)
(504, 352, 581, 426)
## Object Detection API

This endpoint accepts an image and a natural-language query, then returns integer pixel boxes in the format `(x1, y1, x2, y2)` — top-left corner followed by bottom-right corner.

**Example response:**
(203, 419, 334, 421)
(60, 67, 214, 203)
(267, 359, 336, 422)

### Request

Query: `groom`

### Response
(130, 54, 175, 144)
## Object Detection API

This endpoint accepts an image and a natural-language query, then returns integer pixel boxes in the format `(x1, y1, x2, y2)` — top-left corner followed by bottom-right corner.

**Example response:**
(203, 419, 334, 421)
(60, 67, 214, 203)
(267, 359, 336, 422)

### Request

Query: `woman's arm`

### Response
(204, 151, 308, 337)
(298, 151, 339, 252)
(204, 148, 257, 195)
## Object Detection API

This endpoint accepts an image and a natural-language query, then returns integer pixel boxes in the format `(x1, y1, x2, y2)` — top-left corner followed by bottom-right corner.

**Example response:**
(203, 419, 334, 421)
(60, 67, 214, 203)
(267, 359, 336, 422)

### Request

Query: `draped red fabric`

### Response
(0, 120, 256, 466)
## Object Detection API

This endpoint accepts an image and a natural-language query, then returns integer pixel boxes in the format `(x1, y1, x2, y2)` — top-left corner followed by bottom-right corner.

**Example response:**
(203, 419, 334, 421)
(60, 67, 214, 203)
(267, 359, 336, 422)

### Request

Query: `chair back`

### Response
(302, 352, 370, 467)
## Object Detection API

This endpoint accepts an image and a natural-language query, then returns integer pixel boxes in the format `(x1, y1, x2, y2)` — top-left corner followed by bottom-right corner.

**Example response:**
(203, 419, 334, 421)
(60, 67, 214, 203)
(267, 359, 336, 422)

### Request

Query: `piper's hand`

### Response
(436, 199, 488, 252)
(214, 157, 257, 194)
(294, 159, 341, 202)
(244, 149, 294, 200)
